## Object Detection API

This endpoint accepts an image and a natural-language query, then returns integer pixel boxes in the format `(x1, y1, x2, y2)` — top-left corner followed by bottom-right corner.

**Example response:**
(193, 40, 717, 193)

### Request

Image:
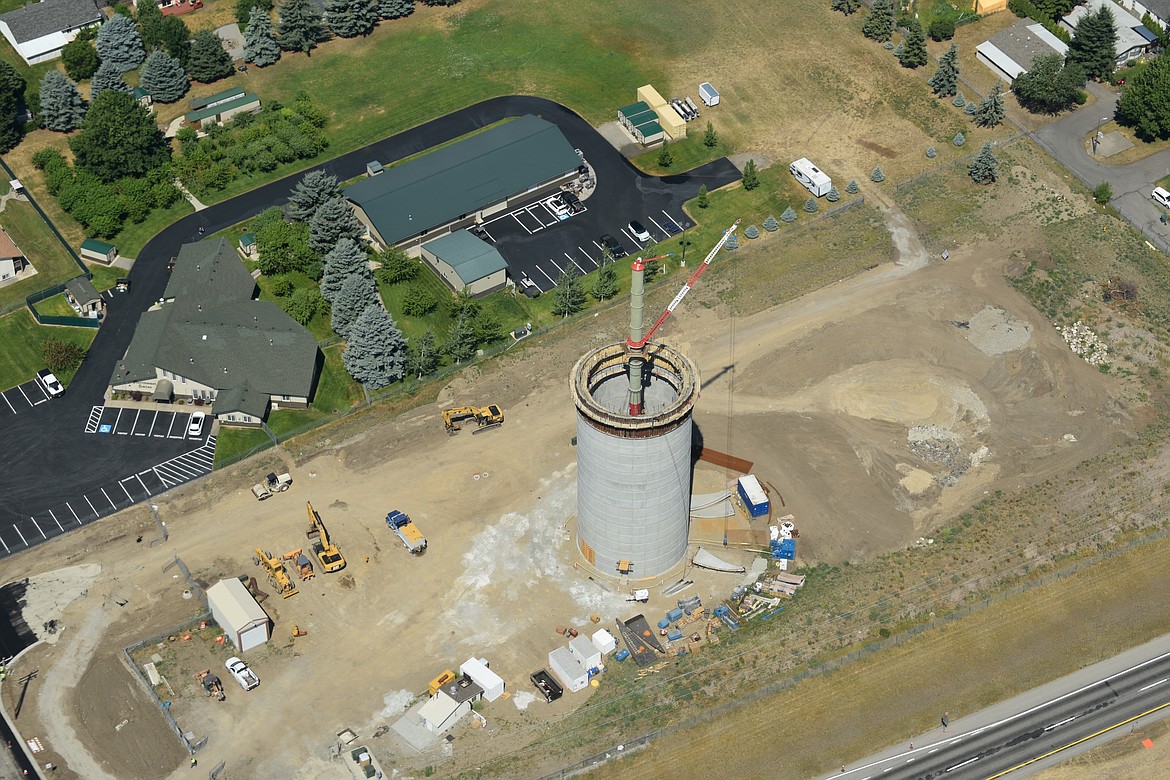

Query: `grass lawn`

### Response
(30, 292, 76, 318)
(86, 263, 124, 293)
(0, 198, 84, 312)
(110, 201, 197, 258)
(264, 344, 363, 438)
(212, 427, 271, 468)
(632, 135, 733, 176)
(255, 270, 335, 342)
(0, 308, 95, 389)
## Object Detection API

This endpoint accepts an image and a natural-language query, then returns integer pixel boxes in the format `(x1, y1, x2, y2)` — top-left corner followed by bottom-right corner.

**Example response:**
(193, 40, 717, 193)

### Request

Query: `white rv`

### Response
(789, 158, 831, 197)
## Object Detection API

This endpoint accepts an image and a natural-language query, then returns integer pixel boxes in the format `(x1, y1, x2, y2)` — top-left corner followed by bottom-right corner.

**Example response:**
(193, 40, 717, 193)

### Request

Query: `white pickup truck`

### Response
(225, 657, 259, 691)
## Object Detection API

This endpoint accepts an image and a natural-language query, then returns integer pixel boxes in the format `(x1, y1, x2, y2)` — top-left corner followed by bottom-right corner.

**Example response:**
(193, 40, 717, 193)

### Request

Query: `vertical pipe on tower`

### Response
(627, 258, 646, 415)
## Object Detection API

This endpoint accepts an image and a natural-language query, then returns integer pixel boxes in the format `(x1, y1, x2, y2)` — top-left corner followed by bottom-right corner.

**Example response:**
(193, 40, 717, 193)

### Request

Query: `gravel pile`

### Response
(908, 426, 969, 486)
(962, 306, 1032, 356)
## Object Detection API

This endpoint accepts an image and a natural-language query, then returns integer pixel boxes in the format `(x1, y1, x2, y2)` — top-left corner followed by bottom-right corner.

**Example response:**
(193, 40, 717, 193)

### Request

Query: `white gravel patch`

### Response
(964, 306, 1032, 355)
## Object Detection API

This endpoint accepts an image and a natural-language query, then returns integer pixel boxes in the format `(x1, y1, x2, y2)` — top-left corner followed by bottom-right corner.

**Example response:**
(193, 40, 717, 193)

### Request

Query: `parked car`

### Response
(225, 657, 259, 691)
(188, 411, 206, 437)
(1153, 186, 1170, 210)
(561, 191, 584, 214)
(36, 369, 63, 398)
(547, 196, 570, 217)
(628, 220, 651, 243)
(600, 234, 628, 259)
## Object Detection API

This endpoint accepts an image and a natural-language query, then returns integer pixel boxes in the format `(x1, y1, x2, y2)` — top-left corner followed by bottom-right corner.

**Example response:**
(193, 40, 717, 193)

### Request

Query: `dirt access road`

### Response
(0, 200, 1131, 779)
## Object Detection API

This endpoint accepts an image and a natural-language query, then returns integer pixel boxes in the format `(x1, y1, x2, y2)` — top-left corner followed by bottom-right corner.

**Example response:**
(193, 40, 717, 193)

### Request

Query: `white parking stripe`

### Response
(30, 517, 45, 539)
(648, 215, 668, 236)
(67, 502, 80, 524)
(135, 474, 152, 496)
(579, 247, 599, 268)
(120, 480, 134, 502)
(1, 391, 14, 414)
(13, 525, 26, 545)
(84, 495, 98, 516)
(166, 412, 178, 438)
(620, 228, 639, 245)
(101, 487, 116, 510)
(49, 510, 63, 532)
(30, 380, 49, 402)
(547, 257, 564, 274)
(480, 226, 495, 242)
(153, 466, 170, 488)
(536, 266, 557, 287)
(17, 384, 32, 406)
(512, 213, 534, 234)
(663, 210, 685, 230)
(592, 240, 606, 253)
(113, 407, 124, 431)
(132, 408, 141, 433)
(565, 253, 587, 275)
(0, 535, 8, 552)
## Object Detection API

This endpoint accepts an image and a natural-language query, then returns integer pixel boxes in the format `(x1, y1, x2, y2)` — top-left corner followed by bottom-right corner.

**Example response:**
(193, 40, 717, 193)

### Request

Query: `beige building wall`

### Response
(421, 249, 507, 297)
(637, 84, 686, 139)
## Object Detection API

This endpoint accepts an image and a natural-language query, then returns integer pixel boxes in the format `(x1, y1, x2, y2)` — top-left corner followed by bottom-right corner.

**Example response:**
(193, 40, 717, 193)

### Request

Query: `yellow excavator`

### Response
(253, 547, 298, 598)
(306, 501, 346, 573)
(442, 404, 504, 435)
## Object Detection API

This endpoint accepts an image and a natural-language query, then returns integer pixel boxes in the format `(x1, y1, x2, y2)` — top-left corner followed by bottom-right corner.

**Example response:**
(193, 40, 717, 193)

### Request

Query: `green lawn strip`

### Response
(31, 292, 76, 317)
(0, 308, 95, 389)
(86, 263, 125, 293)
(212, 427, 271, 467)
(0, 198, 83, 311)
(264, 343, 363, 438)
(110, 201, 196, 258)
(679, 166, 804, 256)
(632, 136, 732, 176)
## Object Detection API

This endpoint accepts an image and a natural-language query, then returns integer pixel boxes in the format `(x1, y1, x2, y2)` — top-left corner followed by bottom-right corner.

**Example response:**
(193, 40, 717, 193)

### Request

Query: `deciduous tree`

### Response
(375, 244, 419, 285)
(37, 71, 85, 132)
(70, 91, 169, 182)
(1012, 52, 1085, 114)
(0, 62, 26, 152)
(406, 328, 439, 378)
(551, 266, 586, 318)
(282, 286, 328, 325)
(236, 0, 274, 26)
(61, 39, 100, 81)
(96, 14, 145, 72)
(1117, 53, 1170, 140)
(401, 282, 438, 315)
(158, 16, 192, 66)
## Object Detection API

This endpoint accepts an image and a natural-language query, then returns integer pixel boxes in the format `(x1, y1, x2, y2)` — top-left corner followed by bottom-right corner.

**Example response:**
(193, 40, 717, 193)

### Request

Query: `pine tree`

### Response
(445, 307, 479, 362)
(780, 207, 797, 222)
(702, 121, 717, 147)
(331, 272, 376, 337)
(0, 63, 26, 152)
(657, 140, 673, 167)
(309, 197, 364, 254)
(96, 15, 145, 72)
(343, 303, 406, 389)
(288, 169, 340, 220)
(928, 44, 959, 97)
(187, 29, 233, 83)
(831, 0, 861, 14)
(870, 166, 885, 182)
(278, 0, 327, 54)
(863, 0, 895, 41)
(974, 83, 1005, 128)
(407, 328, 439, 378)
(139, 50, 188, 104)
(826, 185, 840, 202)
(696, 183, 709, 208)
(725, 233, 739, 250)
(244, 6, 282, 67)
(137, 0, 166, 51)
(744, 224, 760, 239)
(845, 180, 860, 194)
(37, 71, 85, 133)
(803, 197, 819, 213)
(591, 261, 619, 301)
(763, 214, 780, 231)
(926, 146, 937, 158)
(236, 0, 274, 26)
(90, 60, 131, 99)
(320, 237, 369, 302)
(964, 101, 978, 116)
(953, 91, 966, 107)
(899, 20, 928, 68)
(1067, 6, 1118, 82)
(379, 0, 414, 18)
(551, 266, 586, 318)
(968, 142, 999, 184)
(158, 16, 192, 66)
(325, 0, 378, 37)
(741, 158, 759, 190)
(953, 130, 966, 146)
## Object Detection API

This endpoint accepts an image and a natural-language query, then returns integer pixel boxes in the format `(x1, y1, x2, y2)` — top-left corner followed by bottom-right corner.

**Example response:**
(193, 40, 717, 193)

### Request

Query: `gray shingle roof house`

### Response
(109, 238, 321, 426)
(0, 0, 102, 66)
(345, 115, 581, 250)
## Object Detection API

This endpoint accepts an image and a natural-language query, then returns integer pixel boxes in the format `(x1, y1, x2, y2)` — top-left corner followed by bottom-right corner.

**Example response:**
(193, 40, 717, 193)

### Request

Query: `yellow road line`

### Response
(984, 699, 1170, 779)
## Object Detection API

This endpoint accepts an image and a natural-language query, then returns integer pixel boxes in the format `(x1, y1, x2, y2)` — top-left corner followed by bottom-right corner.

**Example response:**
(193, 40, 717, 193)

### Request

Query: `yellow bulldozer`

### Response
(442, 404, 504, 435)
(254, 547, 298, 598)
(306, 501, 346, 573)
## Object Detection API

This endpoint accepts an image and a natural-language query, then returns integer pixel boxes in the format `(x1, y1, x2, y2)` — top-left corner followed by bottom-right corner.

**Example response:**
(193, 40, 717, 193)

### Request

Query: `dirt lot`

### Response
(0, 172, 1139, 779)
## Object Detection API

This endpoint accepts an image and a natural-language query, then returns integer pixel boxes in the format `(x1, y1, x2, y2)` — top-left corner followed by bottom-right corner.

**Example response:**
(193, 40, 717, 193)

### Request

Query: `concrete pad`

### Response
(215, 24, 245, 61)
(597, 121, 643, 158)
(391, 700, 438, 753)
(1096, 131, 1133, 158)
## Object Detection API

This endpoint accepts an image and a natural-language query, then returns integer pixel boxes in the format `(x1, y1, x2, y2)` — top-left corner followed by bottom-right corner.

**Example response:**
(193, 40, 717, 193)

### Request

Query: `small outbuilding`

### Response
(80, 238, 116, 264)
(238, 231, 256, 257)
(185, 87, 261, 129)
(570, 635, 601, 669)
(420, 230, 508, 297)
(591, 628, 617, 656)
(548, 646, 589, 693)
(459, 657, 504, 702)
(64, 276, 103, 317)
(365, 160, 384, 177)
(206, 578, 271, 652)
(618, 101, 665, 145)
(0, 227, 28, 282)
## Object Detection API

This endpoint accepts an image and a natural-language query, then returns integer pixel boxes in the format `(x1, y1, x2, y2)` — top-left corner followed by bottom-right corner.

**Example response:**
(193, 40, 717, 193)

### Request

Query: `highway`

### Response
(825, 635, 1170, 780)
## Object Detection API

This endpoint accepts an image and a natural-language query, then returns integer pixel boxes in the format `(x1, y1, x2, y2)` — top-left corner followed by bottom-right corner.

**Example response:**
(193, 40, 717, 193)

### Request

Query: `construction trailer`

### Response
(570, 635, 602, 670)
(699, 82, 720, 107)
(592, 628, 617, 655)
(789, 158, 832, 197)
(736, 474, 770, 517)
(548, 646, 589, 692)
(459, 657, 505, 702)
(206, 578, 271, 652)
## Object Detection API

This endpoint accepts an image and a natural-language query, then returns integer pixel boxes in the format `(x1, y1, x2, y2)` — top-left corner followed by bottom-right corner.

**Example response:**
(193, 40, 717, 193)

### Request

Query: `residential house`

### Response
(0, 0, 101, 66)
(184, 87, 261, 129)
(1062, 0, 1152, 63)
(0, 227, 28, 282)
(108, 238, 321, 426)
(977, 18, 1069, 81)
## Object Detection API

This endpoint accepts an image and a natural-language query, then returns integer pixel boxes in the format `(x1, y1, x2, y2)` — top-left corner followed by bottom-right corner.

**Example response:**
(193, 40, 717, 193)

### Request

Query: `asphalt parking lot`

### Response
(480, 194, 694, 291)
(85, 405, 210, 441)
(0, 377, 53, 417)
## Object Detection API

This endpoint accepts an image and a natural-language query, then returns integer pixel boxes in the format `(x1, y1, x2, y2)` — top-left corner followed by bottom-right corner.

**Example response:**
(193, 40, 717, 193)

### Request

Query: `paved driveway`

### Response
(0, 96, 738, 557)
(1033, 83, 1170, 251)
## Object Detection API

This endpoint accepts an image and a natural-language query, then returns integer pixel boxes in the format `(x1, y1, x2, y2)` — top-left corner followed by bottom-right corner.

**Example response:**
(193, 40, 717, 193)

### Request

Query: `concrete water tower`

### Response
(570, 222, 738, 578)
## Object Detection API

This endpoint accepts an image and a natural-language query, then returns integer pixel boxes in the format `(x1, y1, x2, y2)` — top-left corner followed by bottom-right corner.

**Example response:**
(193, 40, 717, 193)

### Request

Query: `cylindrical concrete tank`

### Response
(571, 342, 700, 578)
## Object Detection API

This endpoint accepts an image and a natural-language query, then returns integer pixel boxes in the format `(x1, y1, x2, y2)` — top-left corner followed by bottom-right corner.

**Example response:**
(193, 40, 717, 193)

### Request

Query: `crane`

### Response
(626, 220, 740, 415)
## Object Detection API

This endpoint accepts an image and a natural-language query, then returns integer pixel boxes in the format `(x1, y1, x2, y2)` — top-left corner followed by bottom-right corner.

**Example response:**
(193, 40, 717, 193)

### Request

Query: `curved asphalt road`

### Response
(824, 634, 1170, 780)
(0, 96, 739, 557)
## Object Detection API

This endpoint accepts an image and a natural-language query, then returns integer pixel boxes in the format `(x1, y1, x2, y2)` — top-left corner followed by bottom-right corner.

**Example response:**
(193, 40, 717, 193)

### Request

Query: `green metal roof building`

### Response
(345, 114, 581, 248)
(617, 101, 665, 145)
(420, 230, 509, 297)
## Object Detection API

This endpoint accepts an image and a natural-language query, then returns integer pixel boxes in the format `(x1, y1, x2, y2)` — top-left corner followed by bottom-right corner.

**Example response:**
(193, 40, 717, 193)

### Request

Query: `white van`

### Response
(1153, 186, 1170, 210)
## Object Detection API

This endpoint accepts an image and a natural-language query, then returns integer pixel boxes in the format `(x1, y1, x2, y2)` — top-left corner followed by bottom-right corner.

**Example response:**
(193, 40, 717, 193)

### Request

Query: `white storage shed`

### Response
(549, 647, 589, 692)
(789, 158, 832, 197)
(591, 628, 617, 656)
(459, 657, 505, 702)
(206, 578, 271, 652)
(419, 689, 470, 734)
(570, 635, 602, 669)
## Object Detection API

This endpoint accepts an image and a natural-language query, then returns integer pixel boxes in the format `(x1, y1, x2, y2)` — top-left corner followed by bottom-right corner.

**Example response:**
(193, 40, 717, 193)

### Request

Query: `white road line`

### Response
(1, 391, 14, 414)
(67, 502, 80, 524)
(48, 510, 63, 532)
(648, 215, 668, 237)
(0, 534, 8, 552)
(579, 247, 599, 268)
(536, 266, 557, 287)
(1046, 715, 1079, 731)
(84, 495, 98, 516)
(30, 517, 45, 539)
(929, 748, 939, 754)
(135, 474, 152, 496)
(565, 253, 587, 274)
(547, 257, 564, 274)
(101, 487, 116, 510)
(166, 412, 178, 438)
(16, 384, 32, 406)
(945, 755, 980, 772)
(1139, 678, 1168, 692)
(663, 209, 685, 230)
(12, 525, 26, 545)
(120, 480, 134, 502)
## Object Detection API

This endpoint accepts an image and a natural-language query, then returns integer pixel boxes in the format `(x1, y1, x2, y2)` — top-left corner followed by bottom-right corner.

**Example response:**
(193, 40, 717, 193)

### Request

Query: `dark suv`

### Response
(600, 233, 628, 259)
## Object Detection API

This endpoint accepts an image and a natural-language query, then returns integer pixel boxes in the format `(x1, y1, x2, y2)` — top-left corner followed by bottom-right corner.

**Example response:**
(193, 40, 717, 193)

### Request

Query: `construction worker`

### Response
(190, 756, 198, 768)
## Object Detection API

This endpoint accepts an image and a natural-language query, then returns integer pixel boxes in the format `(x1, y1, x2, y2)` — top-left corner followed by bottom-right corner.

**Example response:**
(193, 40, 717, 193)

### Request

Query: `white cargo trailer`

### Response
(699, 82, 720, 107)
(549, 647, 589, 692)
(789, 158, 832, 197)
